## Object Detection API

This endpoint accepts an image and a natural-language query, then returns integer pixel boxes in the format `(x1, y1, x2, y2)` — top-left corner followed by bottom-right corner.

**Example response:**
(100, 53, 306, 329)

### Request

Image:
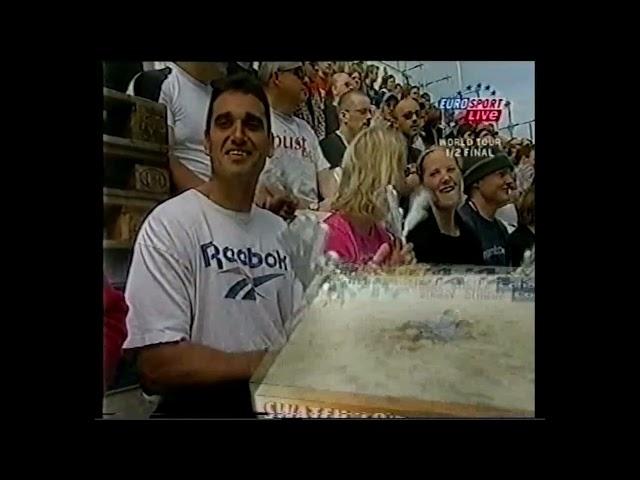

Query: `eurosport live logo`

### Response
(437, 96, 507, 158)
(437, 97, 506, 124)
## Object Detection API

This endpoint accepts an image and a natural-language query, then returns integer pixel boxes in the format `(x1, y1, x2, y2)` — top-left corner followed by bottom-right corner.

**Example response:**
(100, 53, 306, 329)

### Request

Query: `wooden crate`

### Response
(134, 164, 170, 194)
(103, 88, 168, 145)
(103, 88, 170, 225)
(103, 188, 168, 247)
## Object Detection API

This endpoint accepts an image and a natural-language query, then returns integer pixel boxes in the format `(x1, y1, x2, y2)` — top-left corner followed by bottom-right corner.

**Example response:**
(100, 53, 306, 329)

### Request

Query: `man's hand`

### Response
(386, 239, 415, 266)
(369, 239, 415, 268)
(266, 194, 298, 221)
(256, 183, 299, 221)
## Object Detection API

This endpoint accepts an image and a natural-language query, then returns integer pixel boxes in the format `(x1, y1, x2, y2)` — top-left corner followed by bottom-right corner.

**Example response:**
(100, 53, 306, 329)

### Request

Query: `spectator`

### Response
(422, 106, 445, 149)
(320, 90, 372, 169)
(324, 126, 414, 266)
(372, 92, 400, 129)
(509, 183, 535, 267)
(413, 100, 429, 152)
(364, 64, 380, 102)
(350, 63, 364, 92)
(324, 72, 355, 137)
(123, 73, 303, 418)
(258, 62, 337, 211)
(405, 147, 484, 265)
(294, 62, 326, 140)
(394, 97, 423, 167)
(103, 277, 128, 392)
(409, 85, 421, 102)
(393, 83, 405, 100)
(513, 143, 535, 196)
(375, 74, 396, 107)
(314, 61, 335, 96)
(476, 123, 497, 140)
(459, 151, 516, 266)
(421, 92, 432, 109)
(128, 62, 228, 193)
(393, 97, 423, 216)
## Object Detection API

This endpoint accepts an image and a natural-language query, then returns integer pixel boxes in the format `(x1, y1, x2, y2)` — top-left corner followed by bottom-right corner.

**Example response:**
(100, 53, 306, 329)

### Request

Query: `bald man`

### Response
(324, 72, 354, 137)
(320, 90, 372, 168)
(393, 97, 424, 216)
(394, 97, 423, 168)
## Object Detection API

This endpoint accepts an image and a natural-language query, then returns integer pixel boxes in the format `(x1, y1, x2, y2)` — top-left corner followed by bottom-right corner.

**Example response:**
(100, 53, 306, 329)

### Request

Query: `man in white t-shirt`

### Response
(256, 62, 337, 211)
(128, 62, 227, 192)
(123, 73, 303, 418)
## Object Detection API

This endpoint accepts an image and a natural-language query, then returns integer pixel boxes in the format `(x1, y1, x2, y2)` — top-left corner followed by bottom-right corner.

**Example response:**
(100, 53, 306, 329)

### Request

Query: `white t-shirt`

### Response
(413, 135, 426, 152)
(259, 110, 331, 203)
(123, 189, 303, 353)
(128, 63, 212, 181)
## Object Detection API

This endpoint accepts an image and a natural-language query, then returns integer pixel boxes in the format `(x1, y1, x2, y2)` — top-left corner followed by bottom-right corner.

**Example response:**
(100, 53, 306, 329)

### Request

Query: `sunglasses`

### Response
(402, 110, 420, 121)
(282, 66, 305, 81)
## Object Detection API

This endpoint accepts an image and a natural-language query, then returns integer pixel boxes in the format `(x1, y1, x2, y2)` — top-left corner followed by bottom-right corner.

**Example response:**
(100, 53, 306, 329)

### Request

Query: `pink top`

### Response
(323, 212, 395, 265)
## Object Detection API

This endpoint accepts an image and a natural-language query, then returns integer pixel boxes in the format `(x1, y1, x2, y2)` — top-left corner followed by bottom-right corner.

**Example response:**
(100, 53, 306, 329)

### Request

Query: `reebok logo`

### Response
(201, 241, 288, 271)
(221, 267, 284, 301)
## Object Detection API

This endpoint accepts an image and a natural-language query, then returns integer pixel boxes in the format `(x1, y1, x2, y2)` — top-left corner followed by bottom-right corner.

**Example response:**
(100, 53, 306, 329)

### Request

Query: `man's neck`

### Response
(432, 207, 459, 236)
(469, 193, 499, 221)
(198, 176, 257, 213)
(338, 125, 354, 144)
(266, 90, 295, 116)
(404, 133, 415, 147)
(528, 225, 535, 234)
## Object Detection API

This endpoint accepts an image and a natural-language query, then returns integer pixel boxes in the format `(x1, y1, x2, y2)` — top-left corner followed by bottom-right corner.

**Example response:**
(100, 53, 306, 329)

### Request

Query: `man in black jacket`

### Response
(324, 72, 354, 137)
(394, 97, 423, 166)
(320, 90, 372, 168)
(393, 98, 423, 216)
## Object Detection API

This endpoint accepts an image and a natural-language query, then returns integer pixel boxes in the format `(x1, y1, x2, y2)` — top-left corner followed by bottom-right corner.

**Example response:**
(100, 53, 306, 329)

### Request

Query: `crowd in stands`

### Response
(102, 61, 536, 416)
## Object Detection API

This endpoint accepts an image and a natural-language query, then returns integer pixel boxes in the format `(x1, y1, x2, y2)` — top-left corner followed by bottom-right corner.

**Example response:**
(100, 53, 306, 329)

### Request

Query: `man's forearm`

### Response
(137, 341, 265, 394)
(318, 169, 338, 203)
(169, 157, 206, 193)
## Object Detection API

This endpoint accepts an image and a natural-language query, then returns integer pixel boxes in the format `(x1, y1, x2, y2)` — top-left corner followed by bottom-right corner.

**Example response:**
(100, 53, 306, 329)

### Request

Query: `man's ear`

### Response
(268, 132, 274, 158)
(204, 133, 210, 155)
(339, 110, 348, 123)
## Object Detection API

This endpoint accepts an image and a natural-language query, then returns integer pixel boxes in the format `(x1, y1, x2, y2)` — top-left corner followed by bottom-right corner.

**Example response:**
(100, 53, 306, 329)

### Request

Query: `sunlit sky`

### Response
(379, 61, 535, 140)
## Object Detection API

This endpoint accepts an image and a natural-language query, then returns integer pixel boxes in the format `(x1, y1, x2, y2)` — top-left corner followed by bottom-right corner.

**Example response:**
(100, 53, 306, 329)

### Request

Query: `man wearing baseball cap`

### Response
(458, 150, 515, 266)
(257, 62, 337, 212)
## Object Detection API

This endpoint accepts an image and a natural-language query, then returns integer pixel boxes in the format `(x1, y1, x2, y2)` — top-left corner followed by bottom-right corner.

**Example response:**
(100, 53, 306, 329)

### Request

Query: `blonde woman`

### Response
(324, 126, 414, 266)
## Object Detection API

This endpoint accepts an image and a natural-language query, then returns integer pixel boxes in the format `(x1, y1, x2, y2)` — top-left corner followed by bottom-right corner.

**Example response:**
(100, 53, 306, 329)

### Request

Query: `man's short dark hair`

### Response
(205, 73, 271, 136)
(338, 89, 368, 111)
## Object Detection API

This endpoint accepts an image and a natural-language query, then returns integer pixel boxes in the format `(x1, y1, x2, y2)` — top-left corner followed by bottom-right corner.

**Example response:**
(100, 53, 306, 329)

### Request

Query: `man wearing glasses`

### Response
(394, 97, 425, 216)
(394, 97, 424, 168)
(320, 90, 372, 169)
(257, 62, 337, 212)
